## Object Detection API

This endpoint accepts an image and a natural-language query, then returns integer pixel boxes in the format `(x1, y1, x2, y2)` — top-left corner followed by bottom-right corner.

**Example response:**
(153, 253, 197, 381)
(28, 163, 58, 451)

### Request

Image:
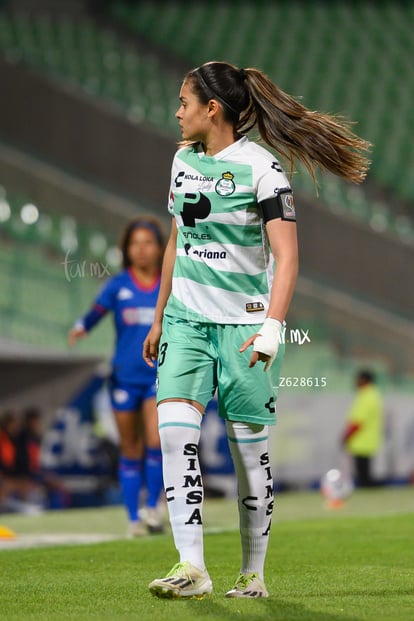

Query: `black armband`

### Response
(260, 189, 296, 223)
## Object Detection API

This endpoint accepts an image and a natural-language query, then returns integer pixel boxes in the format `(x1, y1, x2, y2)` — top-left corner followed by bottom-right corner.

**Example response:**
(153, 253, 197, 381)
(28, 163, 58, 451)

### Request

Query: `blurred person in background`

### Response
(20, 407, 70, 510)
(21, 408, 43, 479)
(0, 409, 45, 513)
(68, 216, 166, 536)
(143, 61, 371, 599)
(342, 370, 384, 487)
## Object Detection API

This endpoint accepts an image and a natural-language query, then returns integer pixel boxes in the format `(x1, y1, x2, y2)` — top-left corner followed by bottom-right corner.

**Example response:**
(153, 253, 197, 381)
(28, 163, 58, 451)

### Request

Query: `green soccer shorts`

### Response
(156, 315, 285, 425)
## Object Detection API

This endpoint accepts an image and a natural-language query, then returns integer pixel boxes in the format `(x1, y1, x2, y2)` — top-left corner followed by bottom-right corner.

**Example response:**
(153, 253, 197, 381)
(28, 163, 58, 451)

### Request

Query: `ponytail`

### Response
(186, 62, 371, 185)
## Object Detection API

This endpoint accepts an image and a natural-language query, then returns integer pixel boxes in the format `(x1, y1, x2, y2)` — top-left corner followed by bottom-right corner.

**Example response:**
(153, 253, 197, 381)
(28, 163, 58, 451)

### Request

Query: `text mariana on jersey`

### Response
(190, 249, 226, 259)
(184, 243, 227, 259)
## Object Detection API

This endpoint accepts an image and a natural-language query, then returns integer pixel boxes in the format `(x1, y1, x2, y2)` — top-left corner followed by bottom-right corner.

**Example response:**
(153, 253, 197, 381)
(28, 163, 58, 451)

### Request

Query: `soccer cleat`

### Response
(127, 520, 147, 538)
(225, 572, 269, 598)
(149, 561, 213, 599)
(143, 507, 165, 534)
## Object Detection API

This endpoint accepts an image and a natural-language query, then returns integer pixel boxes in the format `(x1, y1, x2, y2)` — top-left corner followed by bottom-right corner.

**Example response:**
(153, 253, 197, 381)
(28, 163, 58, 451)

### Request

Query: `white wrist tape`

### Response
(253, 318, 282, 372)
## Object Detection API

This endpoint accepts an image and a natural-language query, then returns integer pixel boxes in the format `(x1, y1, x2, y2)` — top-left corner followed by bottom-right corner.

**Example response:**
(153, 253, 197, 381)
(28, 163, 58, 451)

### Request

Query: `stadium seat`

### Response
(0, 184, 117, 353)
(1, 4, 413, 212)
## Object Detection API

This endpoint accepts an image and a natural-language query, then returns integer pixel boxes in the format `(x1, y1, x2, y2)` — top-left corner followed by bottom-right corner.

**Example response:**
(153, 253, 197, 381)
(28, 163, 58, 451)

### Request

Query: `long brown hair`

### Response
(184, 61, 371, 185)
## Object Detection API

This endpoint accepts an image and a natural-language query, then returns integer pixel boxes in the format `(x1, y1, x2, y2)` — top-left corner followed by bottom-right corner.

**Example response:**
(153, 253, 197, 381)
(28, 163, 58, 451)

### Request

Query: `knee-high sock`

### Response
(118, 456, 144, 522)
(158, 401, 205, 570)
(226, 421, 273, 580)
(144, 447, 163, 508)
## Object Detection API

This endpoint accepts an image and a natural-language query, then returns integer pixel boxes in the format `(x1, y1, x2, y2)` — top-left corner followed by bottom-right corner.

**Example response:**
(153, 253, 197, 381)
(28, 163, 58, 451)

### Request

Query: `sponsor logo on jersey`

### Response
(175, 171, 214, 188)
(245, 302, 265, 313)
(182, 231, 211, 240)
(175, 171, 185, 187)
(184, 243, 227, 260)
(271, 161, 283, 172)
(181, 192, 211, 227)
(215, 171, 235, 196)
(187, 174, 214, 182)
(122, 307, 155, 325)
(117, 287, 134, 300)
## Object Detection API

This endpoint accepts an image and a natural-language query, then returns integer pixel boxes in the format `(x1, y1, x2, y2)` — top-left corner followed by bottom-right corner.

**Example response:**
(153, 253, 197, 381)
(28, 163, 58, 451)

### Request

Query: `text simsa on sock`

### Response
(158, 401, 206, 570)
(226, 420, 273, 579)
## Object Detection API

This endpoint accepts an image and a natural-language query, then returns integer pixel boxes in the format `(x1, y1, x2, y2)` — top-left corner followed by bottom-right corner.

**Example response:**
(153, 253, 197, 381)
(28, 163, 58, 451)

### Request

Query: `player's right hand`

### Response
(143, 322, 162, 367)
(68, 326, 87, 346)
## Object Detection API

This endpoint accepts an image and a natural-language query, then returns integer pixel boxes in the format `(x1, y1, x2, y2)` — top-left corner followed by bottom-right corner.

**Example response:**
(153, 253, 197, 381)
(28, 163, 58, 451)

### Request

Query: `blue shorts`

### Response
(109, 379, 156, 412)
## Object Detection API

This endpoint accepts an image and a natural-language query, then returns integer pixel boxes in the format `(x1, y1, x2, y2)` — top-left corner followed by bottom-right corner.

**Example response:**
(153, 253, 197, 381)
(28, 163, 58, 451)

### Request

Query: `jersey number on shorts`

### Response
(158, 342, 168, 366)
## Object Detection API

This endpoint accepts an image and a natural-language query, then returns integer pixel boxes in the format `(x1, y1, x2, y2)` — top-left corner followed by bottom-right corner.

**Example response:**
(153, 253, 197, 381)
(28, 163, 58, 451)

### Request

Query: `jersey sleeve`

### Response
(76, 278, 117, 332)
(256, 156, 296, 223)
(94, 277, 117, 310)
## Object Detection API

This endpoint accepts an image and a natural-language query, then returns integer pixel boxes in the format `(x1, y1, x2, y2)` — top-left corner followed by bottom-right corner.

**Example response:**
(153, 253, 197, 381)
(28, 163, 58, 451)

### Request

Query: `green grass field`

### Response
(1, 487, 413, 621)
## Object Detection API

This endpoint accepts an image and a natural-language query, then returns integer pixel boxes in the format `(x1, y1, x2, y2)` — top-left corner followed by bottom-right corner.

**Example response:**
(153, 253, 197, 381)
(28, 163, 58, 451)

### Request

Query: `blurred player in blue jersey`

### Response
(68, 216, 166, 536)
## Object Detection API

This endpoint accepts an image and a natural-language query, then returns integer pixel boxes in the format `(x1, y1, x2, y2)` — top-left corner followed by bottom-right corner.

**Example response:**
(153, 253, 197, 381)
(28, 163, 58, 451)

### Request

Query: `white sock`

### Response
(158, 401, 206, 571)
(226, 420, 273, 580)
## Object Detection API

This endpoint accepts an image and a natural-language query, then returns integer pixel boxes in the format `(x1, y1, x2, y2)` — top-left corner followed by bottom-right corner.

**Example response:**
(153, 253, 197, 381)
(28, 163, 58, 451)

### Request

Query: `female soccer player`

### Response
(69, 216, 166, 536)
(143, 61, 371, 598)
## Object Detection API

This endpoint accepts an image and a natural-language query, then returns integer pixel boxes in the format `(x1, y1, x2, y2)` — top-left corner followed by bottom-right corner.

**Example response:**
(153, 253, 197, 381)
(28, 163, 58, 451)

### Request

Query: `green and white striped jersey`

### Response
(165, 136, 294, 324)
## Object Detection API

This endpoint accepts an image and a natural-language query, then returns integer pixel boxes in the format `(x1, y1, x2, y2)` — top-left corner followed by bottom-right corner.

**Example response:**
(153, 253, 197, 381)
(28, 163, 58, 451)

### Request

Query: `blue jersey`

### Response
(78, 269, 160, 386)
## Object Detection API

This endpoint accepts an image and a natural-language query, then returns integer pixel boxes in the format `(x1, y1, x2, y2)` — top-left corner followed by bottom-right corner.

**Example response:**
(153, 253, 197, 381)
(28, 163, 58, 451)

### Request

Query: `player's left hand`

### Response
(239, 318, 282, 372)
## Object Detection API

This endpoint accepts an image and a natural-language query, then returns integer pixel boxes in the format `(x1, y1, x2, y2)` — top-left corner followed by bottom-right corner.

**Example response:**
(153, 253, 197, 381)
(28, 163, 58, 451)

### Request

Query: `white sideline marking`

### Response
(0, 527, 232, 549)
(0, 533, 121, 550)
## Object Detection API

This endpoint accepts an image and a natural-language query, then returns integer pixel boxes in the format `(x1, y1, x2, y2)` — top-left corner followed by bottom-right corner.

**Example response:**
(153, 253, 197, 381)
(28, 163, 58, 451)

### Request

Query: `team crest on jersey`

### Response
(215, 171, 235, 196)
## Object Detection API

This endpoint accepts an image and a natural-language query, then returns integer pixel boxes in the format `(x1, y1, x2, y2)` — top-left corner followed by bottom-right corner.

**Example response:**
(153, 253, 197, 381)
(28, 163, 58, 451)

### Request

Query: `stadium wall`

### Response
(272, 391, 414, 487)
(0, 342, 102, 422)
(297, 195, 414, 319)
(0, 58, 175, 211)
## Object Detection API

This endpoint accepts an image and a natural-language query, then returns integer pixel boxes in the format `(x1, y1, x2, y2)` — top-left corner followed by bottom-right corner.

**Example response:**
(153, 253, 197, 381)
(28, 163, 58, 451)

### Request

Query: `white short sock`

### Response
(226, 420, 273, 580)
(158, 401, 205, 571)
